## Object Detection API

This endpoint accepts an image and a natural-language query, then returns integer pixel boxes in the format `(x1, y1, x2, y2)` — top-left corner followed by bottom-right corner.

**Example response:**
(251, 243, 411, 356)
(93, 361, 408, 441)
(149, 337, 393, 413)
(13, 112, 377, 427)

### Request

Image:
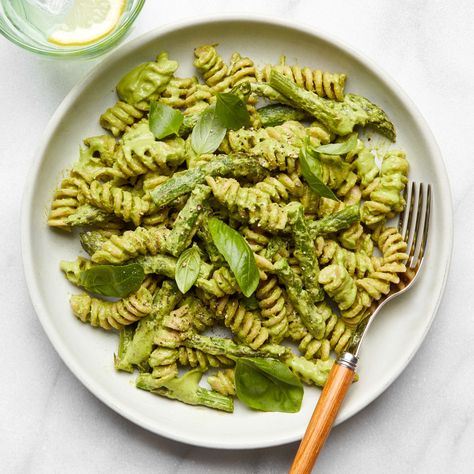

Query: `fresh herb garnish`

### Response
(234, 357, 303, 413)
(191, 105, 227, 154)
(175, 246, 201, 294)
(314, 132, 357, 155)
(215, 92, 250, 130)
(191, 92, 250, 154)
(208, 218, 259, 297)
(299, 144, 340, 202)
(80, 263, 145, 298)
(149, 101, 184, 139)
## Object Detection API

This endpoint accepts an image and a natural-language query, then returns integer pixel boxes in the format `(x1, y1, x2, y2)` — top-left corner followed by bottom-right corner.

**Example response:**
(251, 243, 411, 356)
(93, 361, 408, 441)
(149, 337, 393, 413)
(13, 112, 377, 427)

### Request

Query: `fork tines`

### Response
(398, 182, 432, 270)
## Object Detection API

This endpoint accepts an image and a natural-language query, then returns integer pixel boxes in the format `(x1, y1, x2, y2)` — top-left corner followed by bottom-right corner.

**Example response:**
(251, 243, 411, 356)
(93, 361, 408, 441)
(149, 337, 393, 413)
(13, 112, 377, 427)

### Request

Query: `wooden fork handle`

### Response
(290, 353, 358, 474)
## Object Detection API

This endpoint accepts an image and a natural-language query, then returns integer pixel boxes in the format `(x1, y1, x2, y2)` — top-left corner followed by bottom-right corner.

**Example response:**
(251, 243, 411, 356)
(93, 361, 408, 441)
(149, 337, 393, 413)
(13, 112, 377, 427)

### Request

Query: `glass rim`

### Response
(0, 0, 146, 58)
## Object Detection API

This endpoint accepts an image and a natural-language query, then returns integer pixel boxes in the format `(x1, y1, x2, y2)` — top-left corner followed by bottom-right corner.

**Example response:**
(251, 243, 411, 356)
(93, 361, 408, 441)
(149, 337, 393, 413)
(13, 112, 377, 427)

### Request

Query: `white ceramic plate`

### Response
(21, 16, 452, 449)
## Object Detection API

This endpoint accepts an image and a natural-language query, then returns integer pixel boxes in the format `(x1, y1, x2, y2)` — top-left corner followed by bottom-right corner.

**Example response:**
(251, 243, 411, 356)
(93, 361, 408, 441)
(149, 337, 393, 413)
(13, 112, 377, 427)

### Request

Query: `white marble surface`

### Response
(1, 1, 473, 472)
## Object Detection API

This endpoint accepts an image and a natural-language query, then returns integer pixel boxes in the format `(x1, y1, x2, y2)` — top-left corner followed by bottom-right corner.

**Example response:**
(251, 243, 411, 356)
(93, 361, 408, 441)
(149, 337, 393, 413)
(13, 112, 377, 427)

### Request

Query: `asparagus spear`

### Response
(165, 185, 211, 257)
(115, 325, 135, 369)
(250, 82, 294, 105)
(307, 204, 360, 238)
(150, 154, 268, 208)
(184, 334, 288, 359)
(136, 369, 234, 413)
(115, 281, 182, 372)
(80, 229, 121, 256)
(269, 70, 396, 141)
(257, 104, 310, 127)
(196, 214, 226, 265)
(63, 204, 115, 227)
(134, 254, 177, 278)
(287, 202, 324, 302)
(273, 258, 325, 339)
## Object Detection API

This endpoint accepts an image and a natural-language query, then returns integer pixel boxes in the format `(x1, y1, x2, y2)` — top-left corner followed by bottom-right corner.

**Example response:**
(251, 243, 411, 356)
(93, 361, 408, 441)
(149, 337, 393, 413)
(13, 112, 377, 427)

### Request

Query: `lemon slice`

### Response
(48, 0, 126, 46)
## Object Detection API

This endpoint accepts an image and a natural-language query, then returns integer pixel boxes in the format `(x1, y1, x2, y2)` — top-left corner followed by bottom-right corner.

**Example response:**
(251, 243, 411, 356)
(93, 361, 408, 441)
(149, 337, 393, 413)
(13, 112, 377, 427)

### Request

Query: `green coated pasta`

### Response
(82, 180, 151, 226)
(100, 101, 145, 137)
(50, 45, 411, 414)
(208, 369, 236, 396)
(255, 277, 289, 343)
(91, 226, 170, 264)
(206, 177, 290, 231)
(207, 296, 270, 350)
(70, 280, 156, 330)
(361, 150, 409, 226)
(318, 264, 358, 311)
(110, 122, 186, 179)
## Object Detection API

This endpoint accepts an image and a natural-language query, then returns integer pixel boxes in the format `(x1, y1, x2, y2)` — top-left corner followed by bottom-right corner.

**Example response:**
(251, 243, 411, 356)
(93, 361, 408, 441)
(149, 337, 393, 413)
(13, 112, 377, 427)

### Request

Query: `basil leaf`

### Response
(175, 247, 201, 294)
(299, 145, 340, 202)
(215, 93, 250, 130)
(191, 105, 227, 154)
(149, 101, 184, 139)
(208, 218, 259, 297)
(80, 263, 145, 298)
(235, 358, 303, 413)
(314, 133, 357, 155)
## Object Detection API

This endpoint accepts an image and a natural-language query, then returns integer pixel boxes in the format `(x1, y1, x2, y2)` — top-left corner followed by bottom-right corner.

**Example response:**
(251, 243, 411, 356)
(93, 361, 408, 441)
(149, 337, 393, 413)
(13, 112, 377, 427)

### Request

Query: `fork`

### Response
(290, 182, 432, 474)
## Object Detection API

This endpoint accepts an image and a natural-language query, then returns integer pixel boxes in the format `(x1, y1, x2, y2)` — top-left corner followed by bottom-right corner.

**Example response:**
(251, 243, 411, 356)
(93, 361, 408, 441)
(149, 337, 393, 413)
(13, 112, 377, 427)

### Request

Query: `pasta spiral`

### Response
(177, 347, 233, 369)
(240, 227, 271, 254)
(150, 346, 233, 370)
(339, 290, 372, 328)
(256, 277, 289, 342)
(70, 285, 153, 330)
(48, 174, 88, 229)
(208, 369, 236, 396)
(318, 264, 357, 310)
(222, 121, 310, 172)
(141, 172, 169, 193)
(159, 77, 197, 108)
(376, 226, 408, 271)
(208, 296, 269, 349)
(255, 173, 304, 202)
(352, 147, 380, 194)
(60, 256, 93, 287)
(91, 226, 171, 264)
(287, 302, 352, 360)
(197, 266, 240, 298)
(315, 236, 376, 278)
(106, 123, 185, 179)
(257, 58, 346, 101)
(284, 354, 334, 387)
(82, 135, 117, 167)
(193, 45, 232, 92)
(229, 52, 257, 87)
(184, 82, 215, 109)
(356, 261, 401, 301)
(206, 177, 289, 231)
(99, 101, 144, 137)
(82, 180, 151, 226)
(148, 348, 179, 382)
(361, 150, 409, 226)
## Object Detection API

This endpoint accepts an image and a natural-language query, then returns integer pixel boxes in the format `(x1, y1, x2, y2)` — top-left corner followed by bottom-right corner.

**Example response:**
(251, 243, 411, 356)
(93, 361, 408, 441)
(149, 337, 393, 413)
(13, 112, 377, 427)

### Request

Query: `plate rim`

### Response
(20, 14, 453, 449)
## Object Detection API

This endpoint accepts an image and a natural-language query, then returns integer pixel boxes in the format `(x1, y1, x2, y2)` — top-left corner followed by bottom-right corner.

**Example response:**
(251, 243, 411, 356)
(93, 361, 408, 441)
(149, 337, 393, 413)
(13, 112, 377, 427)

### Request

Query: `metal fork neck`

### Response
(337, 352, 359, 371)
